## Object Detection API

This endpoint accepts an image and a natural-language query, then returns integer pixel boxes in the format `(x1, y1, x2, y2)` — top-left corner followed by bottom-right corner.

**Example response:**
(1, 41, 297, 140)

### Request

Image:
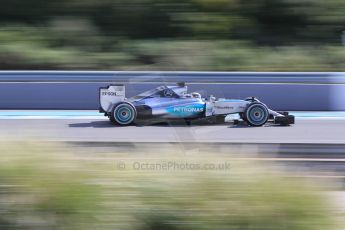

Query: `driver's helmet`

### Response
(191, 92, 201, 99)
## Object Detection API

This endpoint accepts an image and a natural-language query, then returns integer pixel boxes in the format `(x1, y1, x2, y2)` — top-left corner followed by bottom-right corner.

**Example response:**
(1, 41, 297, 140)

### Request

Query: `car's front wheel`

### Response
(244, 102, 269, 127)
(110, 102, 137, 126)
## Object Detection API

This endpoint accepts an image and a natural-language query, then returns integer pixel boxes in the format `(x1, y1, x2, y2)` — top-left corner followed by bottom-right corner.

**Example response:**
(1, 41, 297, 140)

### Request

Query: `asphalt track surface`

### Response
(0, 117, 345, 144)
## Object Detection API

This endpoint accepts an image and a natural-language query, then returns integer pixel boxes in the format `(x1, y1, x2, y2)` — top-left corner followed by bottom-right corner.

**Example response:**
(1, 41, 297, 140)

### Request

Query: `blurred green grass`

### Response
(0, 26, 344, 71)
(0, 141, 339, 229)
(0, 0, 345, 71)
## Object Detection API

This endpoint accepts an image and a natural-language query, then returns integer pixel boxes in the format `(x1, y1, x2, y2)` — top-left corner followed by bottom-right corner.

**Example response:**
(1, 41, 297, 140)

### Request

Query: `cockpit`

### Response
(129, 84, 202, 101)
(130, 86, 180, 100)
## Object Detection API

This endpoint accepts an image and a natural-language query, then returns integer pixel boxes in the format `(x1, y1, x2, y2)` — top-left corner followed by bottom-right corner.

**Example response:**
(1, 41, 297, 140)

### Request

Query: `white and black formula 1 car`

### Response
(99, 83, 294, 126)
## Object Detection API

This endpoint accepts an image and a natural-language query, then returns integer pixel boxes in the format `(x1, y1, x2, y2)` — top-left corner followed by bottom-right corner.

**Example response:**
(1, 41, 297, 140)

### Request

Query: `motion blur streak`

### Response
(1, 0, 345, 229)
(0, 0, 344, 71)
(0, 141, 341, 229)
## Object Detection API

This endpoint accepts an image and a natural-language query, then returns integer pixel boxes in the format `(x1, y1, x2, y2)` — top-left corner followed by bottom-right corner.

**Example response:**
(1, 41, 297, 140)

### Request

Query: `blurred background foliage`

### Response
(0, 0, 344, 70)
(0, 141, 336, 229)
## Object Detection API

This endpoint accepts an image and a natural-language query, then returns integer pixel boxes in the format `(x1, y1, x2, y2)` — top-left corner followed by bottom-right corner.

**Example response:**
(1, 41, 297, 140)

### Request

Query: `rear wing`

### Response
(99, 85, 125, 113)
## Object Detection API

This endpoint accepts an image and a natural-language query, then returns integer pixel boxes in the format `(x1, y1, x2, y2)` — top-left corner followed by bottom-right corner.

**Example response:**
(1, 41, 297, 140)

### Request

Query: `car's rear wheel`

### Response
(244, 102, 269, 127)
(110, 102, 137, 126)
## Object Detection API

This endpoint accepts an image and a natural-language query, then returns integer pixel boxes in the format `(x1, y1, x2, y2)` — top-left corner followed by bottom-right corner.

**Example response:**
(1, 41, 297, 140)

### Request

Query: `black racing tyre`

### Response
(244, 102, 269, 127)
(110, 102, 137, 126)
(109, 113, 116, 124)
